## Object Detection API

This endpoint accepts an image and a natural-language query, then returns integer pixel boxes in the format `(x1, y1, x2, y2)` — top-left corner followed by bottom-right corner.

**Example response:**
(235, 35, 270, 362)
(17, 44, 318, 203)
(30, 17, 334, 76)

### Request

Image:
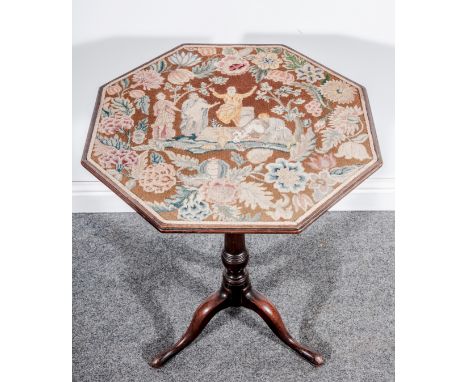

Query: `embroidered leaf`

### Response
(238, 181, 273, 210)
(351, 133, 369, 143)
(96, 134, 128, 150)
(228, 165, 252, 182)
(209, 76, 229, 85)
(135, 96, 150, 115)
(320, 73, 331, 85)
(192, 59, 218, 78)
(136, 117, 148, 132)
(231, 152, 245, 166)
(111, 97, 135, 116)
(101, 107, 111, 118)
(120, 78, 130, 89)
(330, 165, 360, 176)
(165, 150, 199, 169)
(151, 59, 167, 73)
(212, 205, 241, 222)
(130, 151, 148, 179)
(150, 202, 175, 213)
(164, 186, 196, 209)
(151, 152, 164, 164)
(249, 66, 268, 82)
(282, 51, 306, 70)
(320, 127, 346, 152)
(92, 140, 113, 157)
(289, 129, 317, 162)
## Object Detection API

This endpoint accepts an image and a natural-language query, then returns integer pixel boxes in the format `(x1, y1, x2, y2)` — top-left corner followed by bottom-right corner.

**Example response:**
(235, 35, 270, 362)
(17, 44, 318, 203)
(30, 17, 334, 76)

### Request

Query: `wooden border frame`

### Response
(81, 44, 383, 234)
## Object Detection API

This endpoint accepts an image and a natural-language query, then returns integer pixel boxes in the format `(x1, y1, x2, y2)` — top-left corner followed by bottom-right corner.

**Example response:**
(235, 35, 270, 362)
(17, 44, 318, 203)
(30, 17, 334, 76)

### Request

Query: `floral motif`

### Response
(168, 51, 201, 67)
(139, 163, 177, 193)
(89, 45, 377, 225)
(132, 130, 146, 144)
(198, 47, 217, 56)
(306, 153, 337, 172)
(216, 55, 250, 76)
(178, 196, 211, 221)
(132, 69, 164, 90)
(292, 193, 314, 212)
(265, 159, 309, 194)
(98, 148, 138, 170)
(129, 89, 146, 99)
(328, 106, 364, 135)
(98, 113, 133, 135)
(295, 63, 325, 83)
(107, 83, 122, 95)
(168, 68, 195, 84)
(246, 149, 273, 164)
(309, 170, 338, 202)
(252, 52, 282, 70)
(335, 141, 370, 161)
(320, 80, 356, 104)
(305, 99, 323, 117)
(265, 70, 294, 84)
(199, 179, 239, 205)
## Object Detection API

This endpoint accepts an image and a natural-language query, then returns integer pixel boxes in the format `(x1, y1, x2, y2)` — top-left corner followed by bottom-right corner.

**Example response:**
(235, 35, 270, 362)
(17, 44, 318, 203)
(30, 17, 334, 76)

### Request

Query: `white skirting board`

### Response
(72, 178, 394, 212)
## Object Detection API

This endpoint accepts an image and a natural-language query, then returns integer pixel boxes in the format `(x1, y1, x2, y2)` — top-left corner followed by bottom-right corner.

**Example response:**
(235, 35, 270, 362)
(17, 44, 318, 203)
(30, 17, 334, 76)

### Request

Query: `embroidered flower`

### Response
(199, 179, 239, 205)
(265, 158, 309, 193)
(320, 80, 356, 104)
(197, 47, 217, 56)
(139, 163, 177, 193)
(178, 196, 211, 221)
(292, 193, 314, 212)
(328, 106, 364, 135)
(132, 129, 146, 144)
(168, 68, 195, 85)
(216, 55, 250, 76)
(98, 113, 133, 135)
(132, 69, 164, 90)
(305, 99, 323, 117)
(252, 52, 282, 70)
(168, 51, 201, 67)
(335, 142, 370, 161)
(106, 83, 121, 95)
(265, 69, 294, 84)
(306, 153, 337, 172)
(266, 196, 293, 221)
(246, 149, 273, 164)
(295, 63, 325, 83)
(199, 159, 229, 179)
(129, 89, 146, 99)
(309, 170, 338, 202)
(99, 148, 138, 170)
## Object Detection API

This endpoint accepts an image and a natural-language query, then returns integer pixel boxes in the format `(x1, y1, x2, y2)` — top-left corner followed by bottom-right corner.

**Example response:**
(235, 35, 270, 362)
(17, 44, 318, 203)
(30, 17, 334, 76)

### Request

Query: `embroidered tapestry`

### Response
(83, 44, 381, 231)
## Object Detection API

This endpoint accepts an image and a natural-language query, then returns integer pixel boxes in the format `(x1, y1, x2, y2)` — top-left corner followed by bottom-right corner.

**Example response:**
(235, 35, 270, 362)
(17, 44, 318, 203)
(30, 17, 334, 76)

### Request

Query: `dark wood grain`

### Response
(150, 233, 324, 368)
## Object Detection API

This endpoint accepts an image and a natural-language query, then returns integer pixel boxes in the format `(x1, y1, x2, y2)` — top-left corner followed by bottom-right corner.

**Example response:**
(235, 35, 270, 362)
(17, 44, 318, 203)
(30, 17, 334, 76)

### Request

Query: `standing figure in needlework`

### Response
(210, 85, 257, 127)
(152, 92, 180, 140)
(180, 93, 220, 137)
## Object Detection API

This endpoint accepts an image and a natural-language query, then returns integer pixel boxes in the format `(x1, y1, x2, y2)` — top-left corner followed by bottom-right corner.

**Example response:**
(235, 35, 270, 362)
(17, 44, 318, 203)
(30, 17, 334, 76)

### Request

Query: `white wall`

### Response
(73, 0, 394, 212)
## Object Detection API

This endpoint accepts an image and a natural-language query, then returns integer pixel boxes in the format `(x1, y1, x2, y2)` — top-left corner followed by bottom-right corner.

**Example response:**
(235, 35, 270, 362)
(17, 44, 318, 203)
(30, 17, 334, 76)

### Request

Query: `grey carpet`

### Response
(73, 211, 394, 382)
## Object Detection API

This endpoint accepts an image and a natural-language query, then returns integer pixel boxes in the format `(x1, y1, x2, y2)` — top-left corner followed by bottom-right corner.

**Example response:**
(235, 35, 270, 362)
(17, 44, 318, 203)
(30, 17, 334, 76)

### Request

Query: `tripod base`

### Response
(150, 234, 324, 368)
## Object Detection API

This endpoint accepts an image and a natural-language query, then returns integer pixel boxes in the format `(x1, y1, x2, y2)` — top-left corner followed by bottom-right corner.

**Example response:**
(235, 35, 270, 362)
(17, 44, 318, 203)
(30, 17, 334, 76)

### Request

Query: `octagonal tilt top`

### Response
(82, 44, 382, 233)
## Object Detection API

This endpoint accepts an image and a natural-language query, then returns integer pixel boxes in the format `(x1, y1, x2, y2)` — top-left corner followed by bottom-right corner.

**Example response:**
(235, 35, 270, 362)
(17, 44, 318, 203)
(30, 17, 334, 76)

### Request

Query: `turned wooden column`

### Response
(150, 233, 324, 368)
(221, 233, 250, 304)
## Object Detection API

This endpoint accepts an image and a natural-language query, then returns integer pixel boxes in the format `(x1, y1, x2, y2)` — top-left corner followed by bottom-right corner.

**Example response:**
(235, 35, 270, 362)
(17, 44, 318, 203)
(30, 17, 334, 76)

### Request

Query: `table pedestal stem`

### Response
(150, 233, 324, 368)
